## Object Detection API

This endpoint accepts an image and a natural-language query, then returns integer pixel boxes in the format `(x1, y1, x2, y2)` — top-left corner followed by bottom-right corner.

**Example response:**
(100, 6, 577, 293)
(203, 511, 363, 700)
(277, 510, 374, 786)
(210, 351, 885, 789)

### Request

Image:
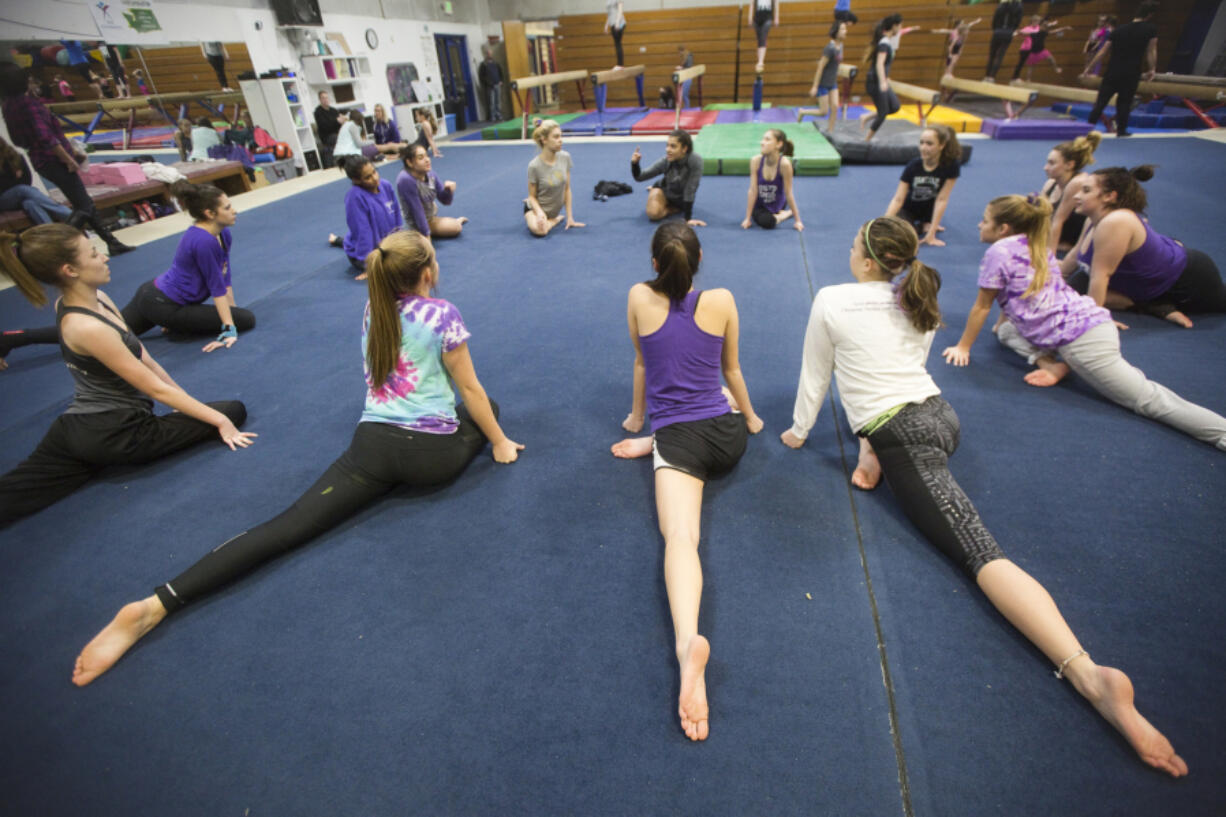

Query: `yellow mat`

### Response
(891, 104, 982, 133)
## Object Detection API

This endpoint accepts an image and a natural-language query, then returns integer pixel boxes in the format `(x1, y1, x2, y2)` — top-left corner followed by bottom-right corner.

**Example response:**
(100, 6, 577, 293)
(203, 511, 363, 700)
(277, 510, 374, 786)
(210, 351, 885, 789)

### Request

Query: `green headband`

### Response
(863, 219, 885, 267)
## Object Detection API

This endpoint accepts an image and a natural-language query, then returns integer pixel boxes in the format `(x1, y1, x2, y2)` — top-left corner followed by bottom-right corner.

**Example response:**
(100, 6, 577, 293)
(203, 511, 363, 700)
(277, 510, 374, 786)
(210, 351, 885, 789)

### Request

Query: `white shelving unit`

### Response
(240, 76, 319, 173)
(301, 55, 372, 118)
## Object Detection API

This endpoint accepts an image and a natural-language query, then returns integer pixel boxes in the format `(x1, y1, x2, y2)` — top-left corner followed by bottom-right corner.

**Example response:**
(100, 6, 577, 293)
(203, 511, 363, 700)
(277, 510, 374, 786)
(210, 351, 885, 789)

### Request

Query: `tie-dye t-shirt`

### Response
(979, 234, 1111, 349)
(359, 295, 471, 433)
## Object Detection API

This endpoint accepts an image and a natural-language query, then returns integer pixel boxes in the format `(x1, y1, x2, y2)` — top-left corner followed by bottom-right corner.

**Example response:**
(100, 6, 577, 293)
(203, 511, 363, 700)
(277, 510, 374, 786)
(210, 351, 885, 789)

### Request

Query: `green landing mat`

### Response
(692, 122, 840, 175)
(702, 102, 773, 110)
(481, 112, 589, 140)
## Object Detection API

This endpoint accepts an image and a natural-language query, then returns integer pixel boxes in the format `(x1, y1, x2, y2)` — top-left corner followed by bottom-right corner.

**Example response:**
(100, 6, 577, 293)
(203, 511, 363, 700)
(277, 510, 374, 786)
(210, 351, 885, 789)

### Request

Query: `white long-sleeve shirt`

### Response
(789, 280, 940, 439)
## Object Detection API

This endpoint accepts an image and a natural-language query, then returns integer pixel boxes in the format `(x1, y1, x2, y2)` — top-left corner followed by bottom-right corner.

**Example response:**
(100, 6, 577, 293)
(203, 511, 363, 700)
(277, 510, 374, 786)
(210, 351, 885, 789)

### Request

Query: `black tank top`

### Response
(57, 299, 154, 415)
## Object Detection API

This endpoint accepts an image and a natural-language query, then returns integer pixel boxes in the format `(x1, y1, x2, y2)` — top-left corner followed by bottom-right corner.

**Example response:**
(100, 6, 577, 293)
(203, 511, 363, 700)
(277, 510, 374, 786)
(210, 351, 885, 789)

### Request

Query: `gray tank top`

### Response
(57, 300, 154, 415)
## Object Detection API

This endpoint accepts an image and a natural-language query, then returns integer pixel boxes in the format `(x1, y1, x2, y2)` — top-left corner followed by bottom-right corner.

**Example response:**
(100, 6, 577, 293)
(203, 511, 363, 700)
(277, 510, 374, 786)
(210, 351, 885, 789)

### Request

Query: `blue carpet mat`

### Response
(1, 138, 1223, 815)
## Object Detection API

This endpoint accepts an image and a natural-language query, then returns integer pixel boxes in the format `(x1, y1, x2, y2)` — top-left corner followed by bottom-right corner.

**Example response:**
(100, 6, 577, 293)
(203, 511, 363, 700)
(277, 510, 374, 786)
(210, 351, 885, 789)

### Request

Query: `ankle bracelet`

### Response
(1053, 648, 1088, 680)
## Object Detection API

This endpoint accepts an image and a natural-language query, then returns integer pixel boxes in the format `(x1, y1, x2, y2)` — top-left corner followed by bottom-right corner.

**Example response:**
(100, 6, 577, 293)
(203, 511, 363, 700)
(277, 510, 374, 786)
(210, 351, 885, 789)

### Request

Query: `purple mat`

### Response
(981, 118, 1094, 140)
(561, 107, 649, 134)
(715, 107, 797, 124)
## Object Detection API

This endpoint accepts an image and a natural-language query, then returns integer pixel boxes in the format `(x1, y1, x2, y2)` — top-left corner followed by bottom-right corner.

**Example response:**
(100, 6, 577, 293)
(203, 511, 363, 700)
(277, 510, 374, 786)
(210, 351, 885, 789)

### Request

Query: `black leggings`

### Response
(866, 396, 1006, 577)
(866, 75, 900, 134)
(1087, 73, 1140, 133)
(153, 406, 494, 612)
(752, 203, 779, 229)
(0, 401, 246, 528)
(122, 280, 256, 337)
(611, 25, 625, 66)
(985, 31, 1013, 78)
(1010, 49, 1032, 80)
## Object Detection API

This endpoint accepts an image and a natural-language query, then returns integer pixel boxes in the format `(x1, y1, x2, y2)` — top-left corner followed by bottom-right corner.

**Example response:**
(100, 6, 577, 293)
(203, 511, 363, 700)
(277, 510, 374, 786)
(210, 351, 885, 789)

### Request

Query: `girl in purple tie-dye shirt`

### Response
(942, 194, 1226, 451)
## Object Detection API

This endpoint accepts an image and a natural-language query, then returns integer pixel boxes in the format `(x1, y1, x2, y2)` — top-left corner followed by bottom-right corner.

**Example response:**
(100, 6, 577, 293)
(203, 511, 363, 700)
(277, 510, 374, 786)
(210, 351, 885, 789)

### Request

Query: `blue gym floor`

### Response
(1, 135, 1223, 815)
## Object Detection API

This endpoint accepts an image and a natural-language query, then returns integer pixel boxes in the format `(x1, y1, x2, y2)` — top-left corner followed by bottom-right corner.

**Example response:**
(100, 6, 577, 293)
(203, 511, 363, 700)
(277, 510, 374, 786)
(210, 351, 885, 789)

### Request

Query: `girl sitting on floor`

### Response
(328, 156, 402, 280)
(740, 128, 803, 231)
(0, 224, 253, 528)
(1041, 131, 1101, 253)
(398, 144, 467, 239)
(631, 129, 705, 226)
(1061, 165, 1226, 328)
(884, 124, 961, 247)
(612, 221, 763, 741)
(943, 194, 1226, 450)
(524, 119, 583, 238)
(71, 230, 521, 686)
(372, 104, 407, 152)
(779, 215, 1187, 777)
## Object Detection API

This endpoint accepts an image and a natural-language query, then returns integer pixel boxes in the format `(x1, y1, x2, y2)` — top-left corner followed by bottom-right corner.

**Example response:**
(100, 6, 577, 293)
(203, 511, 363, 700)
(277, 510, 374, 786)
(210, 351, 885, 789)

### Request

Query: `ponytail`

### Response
(863, 19, 887, 63)
(363, 231, 435, 389)
(1054, 131, 1101, 172)
(766, 128, 794, 158)
(928, 123, 961, 166)
(861, 217, 942, 333)
(171, 179, 225, 221)
(648, 221, 700, 301)
(988, 194, 1054, 297)
(1093, 164, 1154, 212)
(0, 224, 85, 307)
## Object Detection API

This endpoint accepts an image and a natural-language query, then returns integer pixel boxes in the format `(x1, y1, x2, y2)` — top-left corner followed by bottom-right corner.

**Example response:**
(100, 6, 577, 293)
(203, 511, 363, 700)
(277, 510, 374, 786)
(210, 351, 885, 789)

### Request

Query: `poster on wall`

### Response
(386, 63, 420, 106)
(87, 0, 172, 45)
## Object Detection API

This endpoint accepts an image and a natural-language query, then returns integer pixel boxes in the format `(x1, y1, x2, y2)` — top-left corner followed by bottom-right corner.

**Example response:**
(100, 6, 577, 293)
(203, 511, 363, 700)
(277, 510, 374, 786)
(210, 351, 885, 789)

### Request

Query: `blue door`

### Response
(434, 34, 478, 127)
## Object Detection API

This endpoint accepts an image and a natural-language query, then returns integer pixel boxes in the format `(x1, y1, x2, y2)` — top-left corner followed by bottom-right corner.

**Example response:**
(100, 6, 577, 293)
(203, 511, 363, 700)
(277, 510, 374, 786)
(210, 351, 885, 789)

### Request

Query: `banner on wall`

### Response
(87, 0, 171, 45)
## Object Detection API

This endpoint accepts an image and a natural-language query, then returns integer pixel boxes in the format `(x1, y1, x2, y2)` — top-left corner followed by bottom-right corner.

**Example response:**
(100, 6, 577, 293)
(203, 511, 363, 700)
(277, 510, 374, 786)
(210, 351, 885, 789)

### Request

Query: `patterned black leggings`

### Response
(866, 396, 1005, 576)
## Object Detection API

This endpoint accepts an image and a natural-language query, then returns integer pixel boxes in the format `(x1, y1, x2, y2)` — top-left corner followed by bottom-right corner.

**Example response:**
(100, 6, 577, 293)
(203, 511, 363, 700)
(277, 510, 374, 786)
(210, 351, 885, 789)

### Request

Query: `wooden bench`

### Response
(0, 160, 251, 233)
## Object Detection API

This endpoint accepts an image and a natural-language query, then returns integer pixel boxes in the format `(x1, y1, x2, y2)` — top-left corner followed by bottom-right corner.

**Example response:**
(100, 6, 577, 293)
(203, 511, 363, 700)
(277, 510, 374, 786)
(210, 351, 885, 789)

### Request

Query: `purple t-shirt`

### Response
(980, 235, 1111, 349)
(360, 295, 471, 434)
(639, 289, 731, 432)
(155, 225, 233, 305)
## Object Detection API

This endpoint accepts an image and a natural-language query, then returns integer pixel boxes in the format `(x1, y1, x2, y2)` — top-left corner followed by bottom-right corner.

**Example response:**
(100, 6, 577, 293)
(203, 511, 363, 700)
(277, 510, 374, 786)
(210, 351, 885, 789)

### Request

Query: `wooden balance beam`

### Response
(671, 64, 706, 129)
(510, 69, 590, 139)
(941, 75, 1036, 120)
(590, 64, 646, 134)
(890, 79, 942, 125)
(797, 63, 859, 124)
(1080, 75, 1223, 128)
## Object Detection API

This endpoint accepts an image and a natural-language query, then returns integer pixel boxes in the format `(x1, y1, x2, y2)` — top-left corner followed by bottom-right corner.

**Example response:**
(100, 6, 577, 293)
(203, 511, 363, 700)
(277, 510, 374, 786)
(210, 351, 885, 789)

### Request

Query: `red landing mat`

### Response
(630, 109, 719, 135)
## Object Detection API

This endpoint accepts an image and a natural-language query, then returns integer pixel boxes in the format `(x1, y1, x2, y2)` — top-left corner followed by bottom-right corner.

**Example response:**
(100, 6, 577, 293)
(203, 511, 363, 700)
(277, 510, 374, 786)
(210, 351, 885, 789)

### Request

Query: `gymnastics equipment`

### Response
(940, 74, 1036, 120)
(672, 64, 706, 129)
(509, 69, 590, 140)
(589, 64, 646, 136)
(1079, 74, 1223, 129)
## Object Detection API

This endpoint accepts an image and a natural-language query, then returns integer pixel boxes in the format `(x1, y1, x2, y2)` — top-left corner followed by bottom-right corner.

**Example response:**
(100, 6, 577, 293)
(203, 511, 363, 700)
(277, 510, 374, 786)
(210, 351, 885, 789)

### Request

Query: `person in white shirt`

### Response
(779, 216, 1186, 778)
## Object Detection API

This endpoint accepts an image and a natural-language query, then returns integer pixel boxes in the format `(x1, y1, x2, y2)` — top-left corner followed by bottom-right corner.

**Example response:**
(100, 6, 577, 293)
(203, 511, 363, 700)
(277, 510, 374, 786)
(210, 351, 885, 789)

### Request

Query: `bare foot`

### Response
(1165, 310, 1193, 328)
(1077, 665, 1188, 777)
(851, 439, 881, 491)
(354, 272, 368, 281)
(458, 217, 470, 225)
(73, 596, 167, 686)
(678, 634, 710, 741)
(1024, 358, 1070, 387)
(611, 436, 653, 458)
(328, 233, 341, 247)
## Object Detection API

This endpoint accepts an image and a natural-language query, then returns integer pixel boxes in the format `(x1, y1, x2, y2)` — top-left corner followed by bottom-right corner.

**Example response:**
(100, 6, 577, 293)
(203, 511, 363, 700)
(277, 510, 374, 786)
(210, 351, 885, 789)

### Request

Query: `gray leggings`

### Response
(996, 319, 1226, 451)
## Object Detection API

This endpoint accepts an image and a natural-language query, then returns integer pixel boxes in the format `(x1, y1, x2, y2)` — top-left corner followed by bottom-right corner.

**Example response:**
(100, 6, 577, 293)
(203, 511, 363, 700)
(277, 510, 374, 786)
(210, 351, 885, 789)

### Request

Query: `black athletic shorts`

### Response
(652, 412, 747, 481)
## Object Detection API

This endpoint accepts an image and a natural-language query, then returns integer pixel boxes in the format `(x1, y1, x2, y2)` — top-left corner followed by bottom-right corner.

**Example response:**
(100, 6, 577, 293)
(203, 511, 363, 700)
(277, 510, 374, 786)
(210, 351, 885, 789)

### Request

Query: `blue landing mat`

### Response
(2, 139, 1224, 816)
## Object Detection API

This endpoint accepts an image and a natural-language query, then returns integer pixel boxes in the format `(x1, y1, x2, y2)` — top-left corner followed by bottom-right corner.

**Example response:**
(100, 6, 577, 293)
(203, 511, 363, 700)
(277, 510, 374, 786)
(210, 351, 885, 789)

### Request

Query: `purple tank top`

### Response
(1078, 218, 1187, 302)
(756, 158, 785, 214)
(640, 290, 730, 432)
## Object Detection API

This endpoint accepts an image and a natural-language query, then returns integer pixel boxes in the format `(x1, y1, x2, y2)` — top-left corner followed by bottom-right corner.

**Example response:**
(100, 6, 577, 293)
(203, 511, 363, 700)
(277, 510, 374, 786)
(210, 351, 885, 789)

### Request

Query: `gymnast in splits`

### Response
(72, 230, 522, 685)
(612, 221, 763, 741)
(780, 215, 1186, 777)
(943, 194, 1226, 450)
(0, 224, 253, 528)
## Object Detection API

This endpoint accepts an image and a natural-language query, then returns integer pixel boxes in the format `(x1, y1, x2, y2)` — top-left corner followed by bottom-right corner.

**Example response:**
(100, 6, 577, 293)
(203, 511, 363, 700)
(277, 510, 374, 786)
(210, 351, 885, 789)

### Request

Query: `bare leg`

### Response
(73, 594, 168, 686)
(655, 467, 710, 741)
(1164, 310, 1193, 329)
(851, 437, 882, 490)
(976, 559, 1187, 777)
(646, 188, 670, 221)
(774, 209, 794, 226)
(524, 210, 561, 237)
(1024, 355, 1071, 387)
(429, 216, 468, 238)
(1104, 291, 1135, 311)
(756, 47, 766, 72)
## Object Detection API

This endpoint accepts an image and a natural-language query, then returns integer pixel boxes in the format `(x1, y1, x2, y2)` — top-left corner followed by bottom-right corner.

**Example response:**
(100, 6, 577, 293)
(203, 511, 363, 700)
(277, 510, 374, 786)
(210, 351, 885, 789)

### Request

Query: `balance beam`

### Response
(941, 75, 1036, 104)
(1080, 74, 1223, 128)
(1149, 73, 1226, 88)
(889, 79, 941, 125)
(590, 64, 646, 134)
(510, 69, 591, 139)
(672, 64, 706, 129)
